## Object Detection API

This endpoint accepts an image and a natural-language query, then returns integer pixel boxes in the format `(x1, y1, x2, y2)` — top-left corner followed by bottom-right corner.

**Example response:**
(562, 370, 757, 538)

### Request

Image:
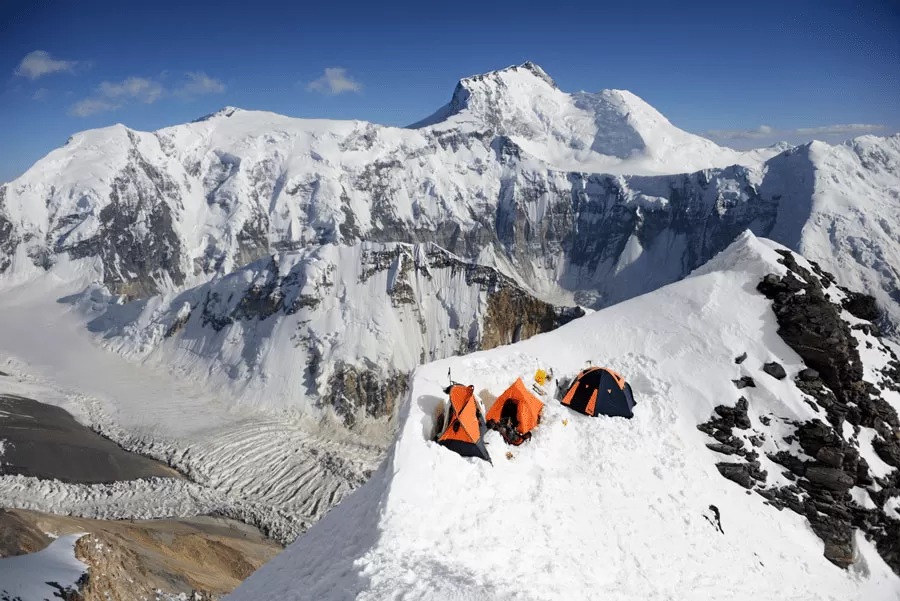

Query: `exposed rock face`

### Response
(805, 466, 855, 492)
(699, 398, 767, 489)
(0, 509, 281, 601)
(0, 509, 50, 557)
(0, 188, 17, 275)
(63, 143, 187, 299)
(716, 463, 758, 489)
(88, 242, 582, 426)
(322, 364, 408, 427)
(842, 290, 881, 323)
(721, 249, 900, 573)
(798, 368, 820, 381)
(701, 250, 900, 573)
(482, 287, 583, 350)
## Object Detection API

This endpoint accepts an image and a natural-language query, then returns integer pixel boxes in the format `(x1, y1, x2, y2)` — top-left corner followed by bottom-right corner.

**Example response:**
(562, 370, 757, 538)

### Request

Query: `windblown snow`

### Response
(228, 233, 900, 601)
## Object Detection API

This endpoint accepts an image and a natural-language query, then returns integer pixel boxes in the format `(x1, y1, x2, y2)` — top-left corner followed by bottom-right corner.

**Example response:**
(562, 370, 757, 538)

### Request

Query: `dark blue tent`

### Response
(560, 367, 636, 418)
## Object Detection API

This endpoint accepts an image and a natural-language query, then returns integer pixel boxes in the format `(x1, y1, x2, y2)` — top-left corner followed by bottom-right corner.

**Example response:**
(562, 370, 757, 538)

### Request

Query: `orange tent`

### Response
(486, 378, 544, 446)
(436, 384, 490, 461)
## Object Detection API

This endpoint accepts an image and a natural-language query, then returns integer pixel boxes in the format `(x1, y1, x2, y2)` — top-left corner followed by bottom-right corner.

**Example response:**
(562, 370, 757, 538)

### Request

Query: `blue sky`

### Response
(1, 0, 898, 183)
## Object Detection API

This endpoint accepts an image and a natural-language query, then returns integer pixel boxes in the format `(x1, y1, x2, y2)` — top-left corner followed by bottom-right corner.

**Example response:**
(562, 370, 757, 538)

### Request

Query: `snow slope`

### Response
(228, 233, 900, 601)
(0, 534, 88, 600)
(412, 61, 778, 174)
(779, 136, 900, 336)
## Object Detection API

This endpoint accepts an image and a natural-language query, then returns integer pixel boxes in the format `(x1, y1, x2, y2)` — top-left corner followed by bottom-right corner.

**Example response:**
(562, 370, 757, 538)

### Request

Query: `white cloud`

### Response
(705, 123, 885, 141)
(68, 72, 224, 117)
(15, 50, 84, 80)
(704, 125, 777, 140)
(97, 77, 165, 103)
(175, 72, 226, 98)
(32, 88, 49, 101)
(306, 67, 362, 95)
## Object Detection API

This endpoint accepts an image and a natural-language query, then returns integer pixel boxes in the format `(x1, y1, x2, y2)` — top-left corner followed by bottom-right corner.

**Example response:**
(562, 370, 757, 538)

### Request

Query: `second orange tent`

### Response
(485, 377, 544, 446)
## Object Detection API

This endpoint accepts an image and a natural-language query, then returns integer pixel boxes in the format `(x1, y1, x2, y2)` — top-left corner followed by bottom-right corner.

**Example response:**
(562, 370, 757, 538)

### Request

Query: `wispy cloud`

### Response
(705, 123, 885, 141)
(306, 67, 362, 95)
(98, 77, 165, 103)
(15, 50, 86, 80)
(175, 72, 226, 98)
(69, 72, 225, 117)
(32, 88, 49, 101)
(794, 124, 886, 136)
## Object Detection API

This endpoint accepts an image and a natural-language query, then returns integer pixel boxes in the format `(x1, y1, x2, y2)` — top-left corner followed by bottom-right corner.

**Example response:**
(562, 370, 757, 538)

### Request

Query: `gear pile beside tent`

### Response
(433, 365, 638, 462)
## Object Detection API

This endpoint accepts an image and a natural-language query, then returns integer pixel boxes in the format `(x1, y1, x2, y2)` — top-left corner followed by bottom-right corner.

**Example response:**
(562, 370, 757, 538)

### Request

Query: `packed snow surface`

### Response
(229, 233, 900, 601)
(0, 534, 88, 600)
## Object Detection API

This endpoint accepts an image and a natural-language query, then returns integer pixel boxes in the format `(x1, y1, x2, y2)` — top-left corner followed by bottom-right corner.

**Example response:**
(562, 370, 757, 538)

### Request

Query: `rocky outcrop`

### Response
(63, 146, 186, 299)
(0, 509, 281, 601)
(732, 376, 756, 389)
(761, 253, 899, 570)
(842, 290, 881, 323)
(0, 187, 17, 275)
(483, 288, 583, 350)
(322, 363, 408, 427)
(701, 250, 900, 573)
(0, 509, 50, 557)
(762, 362, 786, 380)
(698, 398, 768, 489)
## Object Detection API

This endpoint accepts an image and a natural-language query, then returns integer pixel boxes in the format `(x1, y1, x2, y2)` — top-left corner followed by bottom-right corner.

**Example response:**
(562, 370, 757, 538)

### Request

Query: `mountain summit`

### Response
(411, 61, 776, 173)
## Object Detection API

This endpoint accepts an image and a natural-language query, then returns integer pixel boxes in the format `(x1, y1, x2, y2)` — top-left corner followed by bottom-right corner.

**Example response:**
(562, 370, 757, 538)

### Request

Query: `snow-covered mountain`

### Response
(1, 63, 900, 574)
(411, 61, 778, 173)
(1, 63, 898, 334)
(83, 242, 582, 423)
(227, 233, 900, 601)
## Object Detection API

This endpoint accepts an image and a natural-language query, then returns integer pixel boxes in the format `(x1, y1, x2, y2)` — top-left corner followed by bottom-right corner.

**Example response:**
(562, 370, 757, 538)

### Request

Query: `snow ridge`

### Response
(228, 233, 900, 601)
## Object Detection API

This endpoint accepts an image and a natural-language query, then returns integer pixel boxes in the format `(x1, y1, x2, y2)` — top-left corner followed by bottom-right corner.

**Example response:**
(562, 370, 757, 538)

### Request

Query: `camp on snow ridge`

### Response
(433, 365, 638, 462)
